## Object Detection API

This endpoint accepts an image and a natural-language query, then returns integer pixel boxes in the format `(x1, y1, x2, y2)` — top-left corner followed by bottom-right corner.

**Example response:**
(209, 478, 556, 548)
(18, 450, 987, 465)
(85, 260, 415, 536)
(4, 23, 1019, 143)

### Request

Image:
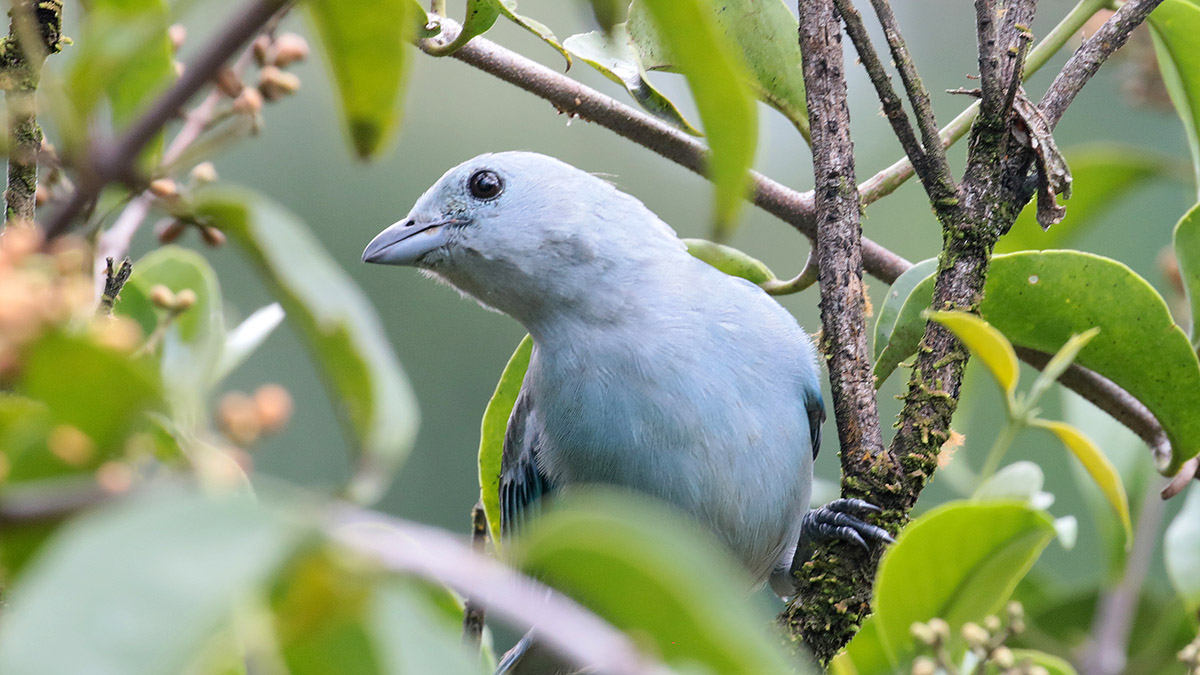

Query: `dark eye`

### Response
(468, 169, 504, 200)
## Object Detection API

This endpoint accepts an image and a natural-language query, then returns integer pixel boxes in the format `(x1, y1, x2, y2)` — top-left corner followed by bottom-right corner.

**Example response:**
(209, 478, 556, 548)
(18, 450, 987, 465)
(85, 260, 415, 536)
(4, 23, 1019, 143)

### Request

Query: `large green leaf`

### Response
(564, 26, 700, 135)
(308, 0, 415, 158)
(478, 334, 532, 547)
(628, 0, 809, 140)
(1149, 0, 1200, 193)
(20, 331, 160, 454)
(270, 547, 481, 675)
(996, 145, 1178, 253)
(121, 246, 225, 428)
(875, 251, 1200, 474)
(1165, 485, 1200, 613)
(513, 491, 803, 674)
(194, 188, 419, 505)
(861, 501, 1055, 669)
(494, 0, 570, 66)
(873, 257, 937, 360)
(0, 489, 307, 675)
(1172, 202, 1200, 346)
(630, 0, 758, 234)
(371, 581, 485, 674)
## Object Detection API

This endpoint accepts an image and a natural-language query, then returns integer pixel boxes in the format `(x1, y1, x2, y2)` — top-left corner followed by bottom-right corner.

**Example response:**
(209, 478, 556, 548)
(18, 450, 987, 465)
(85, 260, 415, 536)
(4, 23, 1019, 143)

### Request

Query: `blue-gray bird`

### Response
(362, 151, 888, 598)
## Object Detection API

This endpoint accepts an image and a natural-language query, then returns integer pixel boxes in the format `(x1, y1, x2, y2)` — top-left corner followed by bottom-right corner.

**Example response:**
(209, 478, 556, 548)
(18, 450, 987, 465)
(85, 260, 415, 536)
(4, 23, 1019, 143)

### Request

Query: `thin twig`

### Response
(1079, 484, 1165, 675)
(329, 506, 668, 675)
(98, 257, 133, 316)
(42, 0, 288, 240)
(833, 0, 928, 182)
(865, 0, 957, 205)
(461, 501, 488, 650)
(1038, 0, 1166, 128)
(856, 0, 1107, 209)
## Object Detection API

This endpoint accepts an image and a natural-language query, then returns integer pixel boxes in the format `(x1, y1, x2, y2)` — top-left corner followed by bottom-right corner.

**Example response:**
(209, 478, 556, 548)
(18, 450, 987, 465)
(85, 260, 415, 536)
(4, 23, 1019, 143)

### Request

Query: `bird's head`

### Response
(362, 151, 685, 325)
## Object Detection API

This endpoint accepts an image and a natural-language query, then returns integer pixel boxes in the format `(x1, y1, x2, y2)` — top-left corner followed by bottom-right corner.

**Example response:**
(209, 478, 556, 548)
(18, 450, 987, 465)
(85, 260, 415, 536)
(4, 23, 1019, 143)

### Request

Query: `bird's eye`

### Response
(468, 169, 504, 200)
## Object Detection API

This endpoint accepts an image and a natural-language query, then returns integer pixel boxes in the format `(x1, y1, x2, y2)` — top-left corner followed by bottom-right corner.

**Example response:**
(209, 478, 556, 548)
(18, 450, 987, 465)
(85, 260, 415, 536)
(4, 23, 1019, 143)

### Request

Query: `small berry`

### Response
(200, 226, 227, 247)
(270, 33, 310, 67)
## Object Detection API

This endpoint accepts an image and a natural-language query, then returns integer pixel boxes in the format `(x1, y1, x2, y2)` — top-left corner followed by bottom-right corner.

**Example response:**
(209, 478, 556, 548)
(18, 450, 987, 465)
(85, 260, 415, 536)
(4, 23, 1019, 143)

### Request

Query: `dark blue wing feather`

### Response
(806, 389, 825, 460)
(500, 381, 555, 537)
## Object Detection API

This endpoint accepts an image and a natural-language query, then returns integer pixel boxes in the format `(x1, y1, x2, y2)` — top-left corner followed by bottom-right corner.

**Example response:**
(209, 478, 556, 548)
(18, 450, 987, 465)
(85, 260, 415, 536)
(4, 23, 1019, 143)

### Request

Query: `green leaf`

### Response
(494, 0, 571, 66)
(478, 334, 532, 547)
(308, 0, 415, 158)
(512, 490, 801, 675)
(1165, 484, 1200, 613)
(270, 547, 381, 674)
(1025, 327, 1101, 408)
(1149, 0, 1200, 194)
(876, 251, 1200, 474)
(20, 331, 160, 454)
(928, 310, 1019, 399)
(682, 238, 776, 285)
(840, 616, 892, 675)
(0, 488, 307, 675)
(632, 0, 758, 234)
(1009, 649, 1080, 675)
(873, 257, 937, 361)
(1172, 202, 1200, 346)
(371, 581, 484, 674)
(122, 246, 225, 426)
(66, 0, 173, 160)
(0, 396, 55, 483)
(194, 188, 420, 505)
(1031, 419, 1133, 548)
(996, 144, 1178, 253)
(629, 0, 810, 140)
(427, 0, 501, 55)
(564, 27, 700, 135)
(973, 461, 1053, 509)
(869, 501, 1055, 668)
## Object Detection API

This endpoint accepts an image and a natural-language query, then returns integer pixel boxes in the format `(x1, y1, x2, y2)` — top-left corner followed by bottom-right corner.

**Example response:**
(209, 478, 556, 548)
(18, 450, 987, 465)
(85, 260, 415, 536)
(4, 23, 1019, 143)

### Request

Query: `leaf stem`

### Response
(975, 421, 1022, 490)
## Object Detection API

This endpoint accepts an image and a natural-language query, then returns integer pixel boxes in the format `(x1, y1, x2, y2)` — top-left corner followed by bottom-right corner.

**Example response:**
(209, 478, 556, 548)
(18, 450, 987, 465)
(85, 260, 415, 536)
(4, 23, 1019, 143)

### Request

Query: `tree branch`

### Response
(41, 0, 288, 240)
(424, 18, 912, 284)
(3, 0, 63, 226)
(781, 0, 892, 662)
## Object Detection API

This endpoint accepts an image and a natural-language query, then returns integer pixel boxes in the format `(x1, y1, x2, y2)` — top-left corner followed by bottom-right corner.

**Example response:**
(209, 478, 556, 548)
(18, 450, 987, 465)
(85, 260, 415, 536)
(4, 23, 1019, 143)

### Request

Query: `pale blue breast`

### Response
(526, 262, 819, 582)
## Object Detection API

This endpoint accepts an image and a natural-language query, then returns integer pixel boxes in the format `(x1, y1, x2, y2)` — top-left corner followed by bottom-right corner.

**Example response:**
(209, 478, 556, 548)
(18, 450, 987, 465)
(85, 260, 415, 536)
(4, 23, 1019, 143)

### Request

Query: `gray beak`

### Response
(362, 217, 463, 266)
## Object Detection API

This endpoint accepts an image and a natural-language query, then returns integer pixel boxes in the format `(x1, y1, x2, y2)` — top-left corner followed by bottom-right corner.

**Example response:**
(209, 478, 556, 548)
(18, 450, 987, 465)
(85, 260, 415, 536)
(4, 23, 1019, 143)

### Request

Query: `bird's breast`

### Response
(527, 336, 814, 581)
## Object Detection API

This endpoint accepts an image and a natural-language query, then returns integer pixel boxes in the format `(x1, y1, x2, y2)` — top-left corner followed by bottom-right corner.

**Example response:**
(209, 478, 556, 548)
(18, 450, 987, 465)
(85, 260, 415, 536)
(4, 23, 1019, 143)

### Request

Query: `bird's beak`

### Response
(362, 216, 464, 266)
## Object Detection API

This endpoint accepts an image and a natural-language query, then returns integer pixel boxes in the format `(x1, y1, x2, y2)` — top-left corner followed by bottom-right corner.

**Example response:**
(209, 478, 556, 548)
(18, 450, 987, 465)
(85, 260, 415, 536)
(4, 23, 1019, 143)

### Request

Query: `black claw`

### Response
(799, 499, 894, 556)
(825, 497, 882, 515)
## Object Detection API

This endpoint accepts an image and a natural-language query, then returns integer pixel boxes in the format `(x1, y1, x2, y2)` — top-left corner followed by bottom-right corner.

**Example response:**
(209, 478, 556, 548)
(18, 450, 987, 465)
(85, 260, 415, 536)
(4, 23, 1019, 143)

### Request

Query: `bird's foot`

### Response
(799, 498, 893, 557)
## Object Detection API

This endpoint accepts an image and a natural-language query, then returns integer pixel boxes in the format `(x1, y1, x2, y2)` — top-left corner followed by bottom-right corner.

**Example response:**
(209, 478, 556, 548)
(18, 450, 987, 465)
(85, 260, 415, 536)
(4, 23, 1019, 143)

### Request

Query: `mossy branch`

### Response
(2, 0, 64, 226)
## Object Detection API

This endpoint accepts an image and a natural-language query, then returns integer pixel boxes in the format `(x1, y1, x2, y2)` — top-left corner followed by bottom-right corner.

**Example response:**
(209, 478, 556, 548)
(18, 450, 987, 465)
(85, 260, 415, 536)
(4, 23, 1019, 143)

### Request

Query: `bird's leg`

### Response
(792, 498, 893, 571)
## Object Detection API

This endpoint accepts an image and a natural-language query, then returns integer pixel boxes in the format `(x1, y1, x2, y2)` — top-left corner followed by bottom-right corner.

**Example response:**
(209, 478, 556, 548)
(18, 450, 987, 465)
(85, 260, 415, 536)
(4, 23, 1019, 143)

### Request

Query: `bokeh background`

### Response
(66, 1, 1194, 596)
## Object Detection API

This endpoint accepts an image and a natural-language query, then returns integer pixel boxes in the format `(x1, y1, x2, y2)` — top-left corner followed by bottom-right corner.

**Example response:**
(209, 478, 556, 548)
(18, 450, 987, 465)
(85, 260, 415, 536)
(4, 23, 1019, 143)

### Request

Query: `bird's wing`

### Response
(805, 388, 826, 460)
(500, 381, 555, 537)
